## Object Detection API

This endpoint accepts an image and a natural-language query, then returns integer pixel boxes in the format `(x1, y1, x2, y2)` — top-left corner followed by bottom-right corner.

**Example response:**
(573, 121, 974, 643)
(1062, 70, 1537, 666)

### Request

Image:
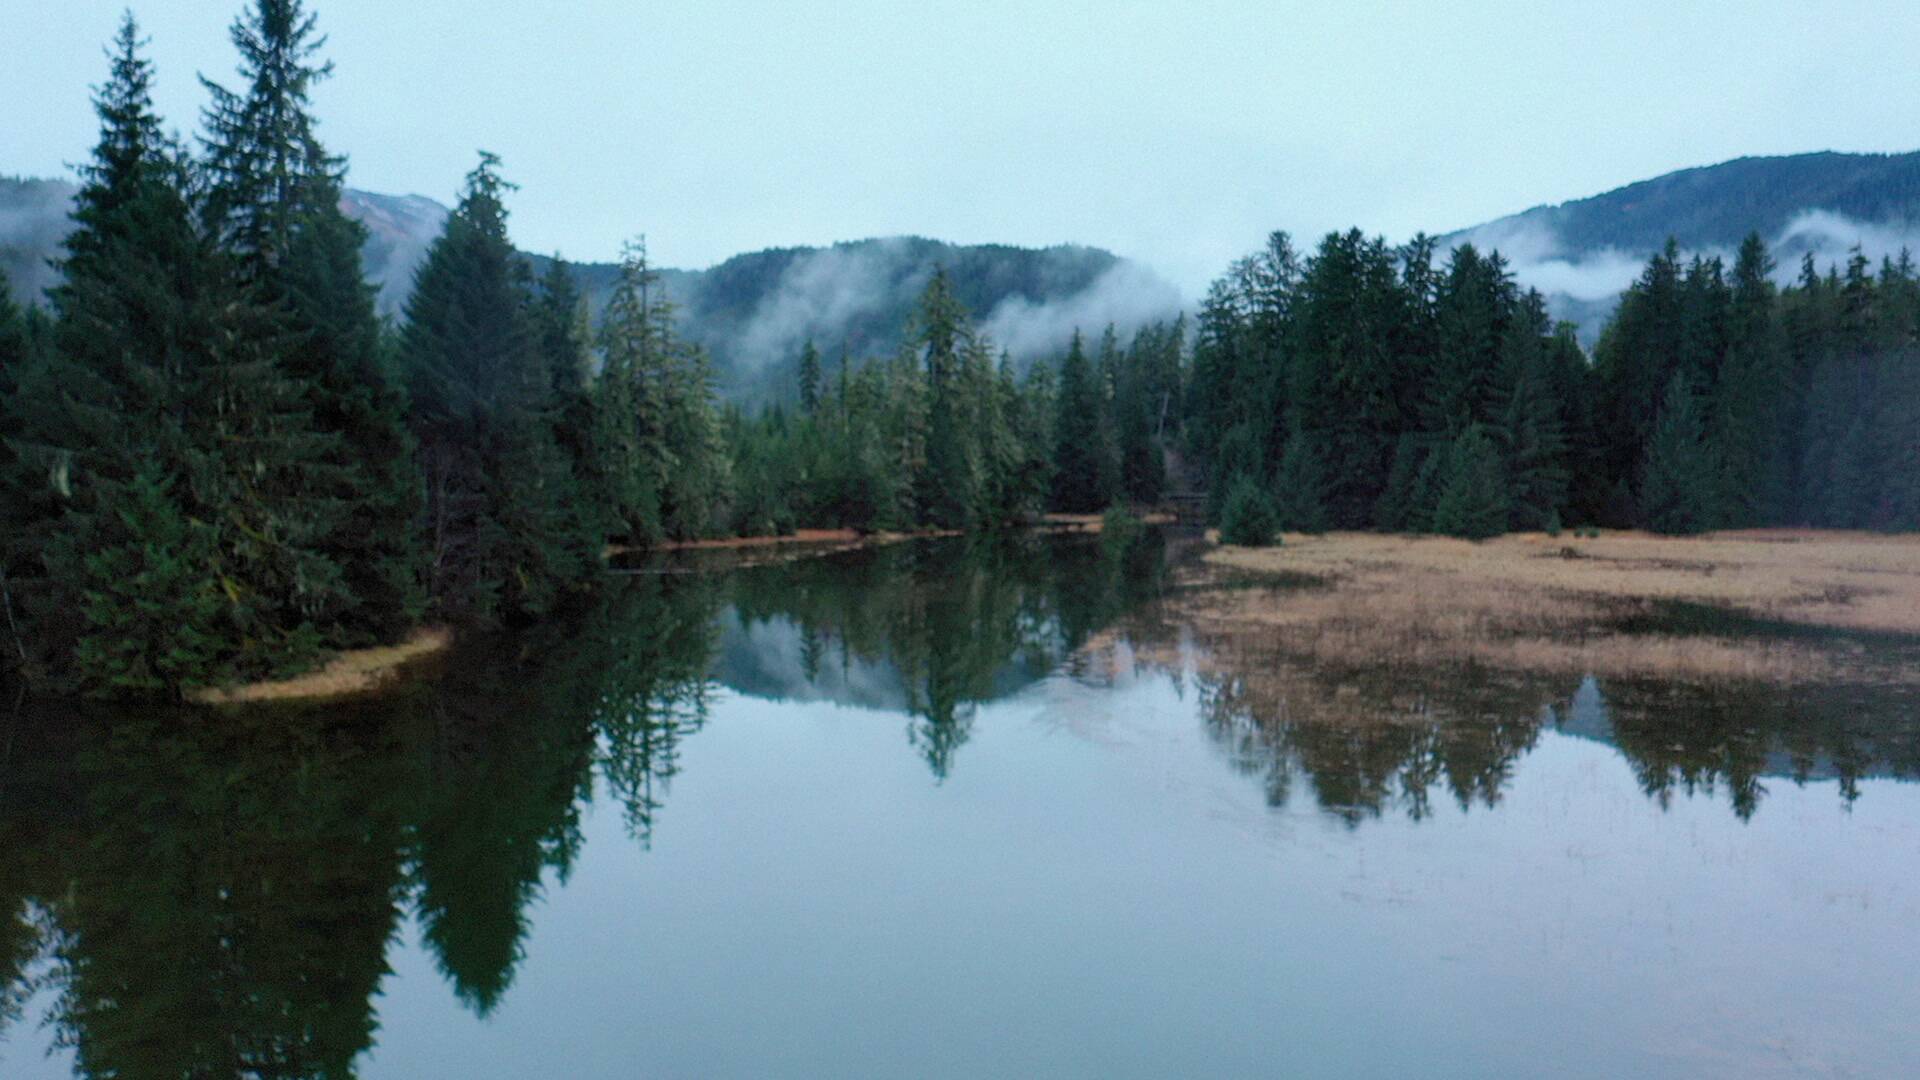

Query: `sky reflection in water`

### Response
(2, 531, 1916, 1079)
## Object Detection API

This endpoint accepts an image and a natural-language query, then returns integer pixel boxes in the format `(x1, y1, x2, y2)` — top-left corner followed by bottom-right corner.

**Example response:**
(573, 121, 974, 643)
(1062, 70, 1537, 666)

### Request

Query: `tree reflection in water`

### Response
(0, 528, 1916, 1076)
(1148, 613, 1920, 826)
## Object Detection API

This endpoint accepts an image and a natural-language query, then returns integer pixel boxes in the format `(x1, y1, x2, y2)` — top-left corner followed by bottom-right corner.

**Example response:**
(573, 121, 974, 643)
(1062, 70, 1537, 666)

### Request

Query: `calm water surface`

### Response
(2, 532, 1917, 1078)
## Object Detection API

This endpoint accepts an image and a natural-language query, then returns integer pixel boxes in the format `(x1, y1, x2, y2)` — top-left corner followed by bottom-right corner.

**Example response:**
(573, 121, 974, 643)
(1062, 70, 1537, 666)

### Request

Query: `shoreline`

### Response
(197, 513, 1174, 706)
(187, 627, 455, 706)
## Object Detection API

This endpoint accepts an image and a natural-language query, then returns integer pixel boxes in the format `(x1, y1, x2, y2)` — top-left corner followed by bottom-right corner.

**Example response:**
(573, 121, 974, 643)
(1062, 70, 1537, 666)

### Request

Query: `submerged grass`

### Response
(1188, 530, 1920, 685)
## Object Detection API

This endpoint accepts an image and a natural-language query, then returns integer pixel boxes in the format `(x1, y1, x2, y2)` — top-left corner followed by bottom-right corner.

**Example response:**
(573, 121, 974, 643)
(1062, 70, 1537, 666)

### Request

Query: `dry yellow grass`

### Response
(1182, 530, 1920, 685)
(188, 626, 454, 705)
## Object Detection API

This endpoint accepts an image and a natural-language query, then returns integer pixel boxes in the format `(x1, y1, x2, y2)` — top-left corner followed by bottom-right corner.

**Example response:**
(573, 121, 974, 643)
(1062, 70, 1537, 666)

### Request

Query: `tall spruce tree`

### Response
(1496, 291, 1570, 530)
(199, 0, 421, 642)
(798, 338, 823, 415)
(1710, 234, 1788, 527)
(1051, 331, 1112, 513)
(1288, 230, 1404, 527)
(1426, 244, 1514, 435)
(594, 241, 673, 546)
(401, 153, 598, 621)
(914, 270, 983, 528)
(1115, 328, 1167, 505)
(1640, 373, 1716, 535)
(1431, 425, 1510, 541)
(9, 15, 342, 693)
(658, 336, 732, 539)
(533, 256, 605, 533)
(1271, 431, 1330, 534)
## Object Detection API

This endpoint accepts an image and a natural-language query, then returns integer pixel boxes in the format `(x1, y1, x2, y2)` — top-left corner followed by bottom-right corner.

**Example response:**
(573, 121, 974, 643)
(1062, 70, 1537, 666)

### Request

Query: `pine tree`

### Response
(1426, 244, 1514, 434)
(54, 465, 226, 697)
(1594, 239, 1685, 520)
(658, 340, 732, 539)
(1051, 331, 1112, 513)
(8, 16, 342, 691)
(200, 0, 421, 642)
(1373, 432, 1430, 531)
(1710, 234, 1788, 527)
(1287, 230, 1404, 527)
(1496, 292, 1570, 530)
(0, 273, 33, 671)
(914, 270, 982, 528)
(798, 338, 822, 414)
(1218, 475, 1280, 547)
(595, 241, 671, 546)
(1271, 431, 1330, 534)
(533, 257, 604, 532)
(1640, 374, 1716, 535)
(1012, 358, 1057, 519)
(401, 153, 598, 621)
(1431, 425, 1510, 540)
(1116, 327, 1167, 505)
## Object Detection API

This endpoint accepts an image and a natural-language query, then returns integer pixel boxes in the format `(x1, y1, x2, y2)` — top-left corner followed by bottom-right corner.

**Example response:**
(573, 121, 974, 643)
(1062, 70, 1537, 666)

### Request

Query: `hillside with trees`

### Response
(3, 2, 1917, 704)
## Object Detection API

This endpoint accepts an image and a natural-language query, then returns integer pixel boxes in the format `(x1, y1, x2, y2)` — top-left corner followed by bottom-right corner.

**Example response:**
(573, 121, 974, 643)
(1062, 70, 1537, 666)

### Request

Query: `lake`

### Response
(2, 530, 1917, 1078)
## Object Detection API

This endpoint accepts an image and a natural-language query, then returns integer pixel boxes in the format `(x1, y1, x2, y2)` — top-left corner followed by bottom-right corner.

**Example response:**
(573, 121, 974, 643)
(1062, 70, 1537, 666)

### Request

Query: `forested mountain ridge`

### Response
(15, 150, 1920, 379)
(3, 177, 1179, 401)
(1451, 151, 1920, 256)
(1447, 151, 1920, 340)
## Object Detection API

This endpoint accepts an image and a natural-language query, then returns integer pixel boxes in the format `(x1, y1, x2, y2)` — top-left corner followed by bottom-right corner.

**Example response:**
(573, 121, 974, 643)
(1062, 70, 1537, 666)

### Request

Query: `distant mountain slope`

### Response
(339, 188, 448, 314)
(1446, 150, 1920, 341)
(1, 179, 1181, 401)
(1456, 151, 1920, 255)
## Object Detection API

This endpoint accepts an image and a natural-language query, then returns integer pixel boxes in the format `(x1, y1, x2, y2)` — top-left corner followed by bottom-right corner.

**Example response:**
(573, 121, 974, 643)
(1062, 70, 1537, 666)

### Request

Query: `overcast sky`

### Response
(6, 1, 1918, 293)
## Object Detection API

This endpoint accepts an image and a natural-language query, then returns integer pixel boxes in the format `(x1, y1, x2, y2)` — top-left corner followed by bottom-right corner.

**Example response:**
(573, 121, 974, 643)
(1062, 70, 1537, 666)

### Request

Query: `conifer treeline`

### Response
(719, 301, 1183, 536)
(1187, 230, 1920, 542)
(4, 4, 1917, 701)
(0, 3, 1181, 698)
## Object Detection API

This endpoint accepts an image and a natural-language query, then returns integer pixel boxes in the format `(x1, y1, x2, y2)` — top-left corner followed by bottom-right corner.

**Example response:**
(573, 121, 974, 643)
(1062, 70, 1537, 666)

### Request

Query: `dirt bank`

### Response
(188, 627, 454, 706)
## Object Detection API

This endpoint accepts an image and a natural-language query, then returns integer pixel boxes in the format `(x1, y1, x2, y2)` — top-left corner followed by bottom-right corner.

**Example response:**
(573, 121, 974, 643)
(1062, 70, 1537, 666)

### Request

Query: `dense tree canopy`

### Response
(3, 2, 1916, 700)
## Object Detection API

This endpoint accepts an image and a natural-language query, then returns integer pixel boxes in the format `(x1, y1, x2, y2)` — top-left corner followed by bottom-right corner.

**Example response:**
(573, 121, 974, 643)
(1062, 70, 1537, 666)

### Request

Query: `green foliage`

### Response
(797, 338, 822, 414)
(1271, 431, 1330, 534)
(1640, 374, 1717, 535)
(1431, 426, 1511, 541)
(401, 153, 599, 622)
(55, 467, 231, 698)
(914, 269, 984, 529)
(1373, 432, 1428, 531)
(1051, 331, 1114, 514)
(198, 2, 426, 643)
(1497, 292, 1572, 530)
(1218, 476, 1281, 547)
(4, 16, 347, 693)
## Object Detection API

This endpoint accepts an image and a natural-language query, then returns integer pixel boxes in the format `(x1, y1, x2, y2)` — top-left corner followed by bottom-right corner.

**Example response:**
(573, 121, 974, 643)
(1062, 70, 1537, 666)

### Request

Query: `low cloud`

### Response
(979, 260, 1185, 360)
(1453, 208, 1920, 335)
(1450, 216, 1651, 301)
(1772, 208, 1920, 271)
(731, 238, 926, 366)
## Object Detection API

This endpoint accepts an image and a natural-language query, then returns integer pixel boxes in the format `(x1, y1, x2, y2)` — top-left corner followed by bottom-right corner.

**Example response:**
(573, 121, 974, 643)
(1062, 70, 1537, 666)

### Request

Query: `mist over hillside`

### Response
(14, 149, 1920, 375)
(0, 179, 1182, 402)
(0, 177, 79, 302)
(1446, 150, 1920, 341)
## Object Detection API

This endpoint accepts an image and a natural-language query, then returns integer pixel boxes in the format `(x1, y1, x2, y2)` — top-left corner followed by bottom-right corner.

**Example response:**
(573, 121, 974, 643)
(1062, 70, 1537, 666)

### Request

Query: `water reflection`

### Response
(720, 530, 1168, 777)
(0, 528, 1915, 1077)
(1160, 619, 1920, 825)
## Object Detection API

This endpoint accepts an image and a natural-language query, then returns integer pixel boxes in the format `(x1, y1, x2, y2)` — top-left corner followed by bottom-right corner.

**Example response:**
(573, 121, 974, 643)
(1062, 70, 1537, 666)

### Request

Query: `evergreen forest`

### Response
(3, 3, 1916, 700)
